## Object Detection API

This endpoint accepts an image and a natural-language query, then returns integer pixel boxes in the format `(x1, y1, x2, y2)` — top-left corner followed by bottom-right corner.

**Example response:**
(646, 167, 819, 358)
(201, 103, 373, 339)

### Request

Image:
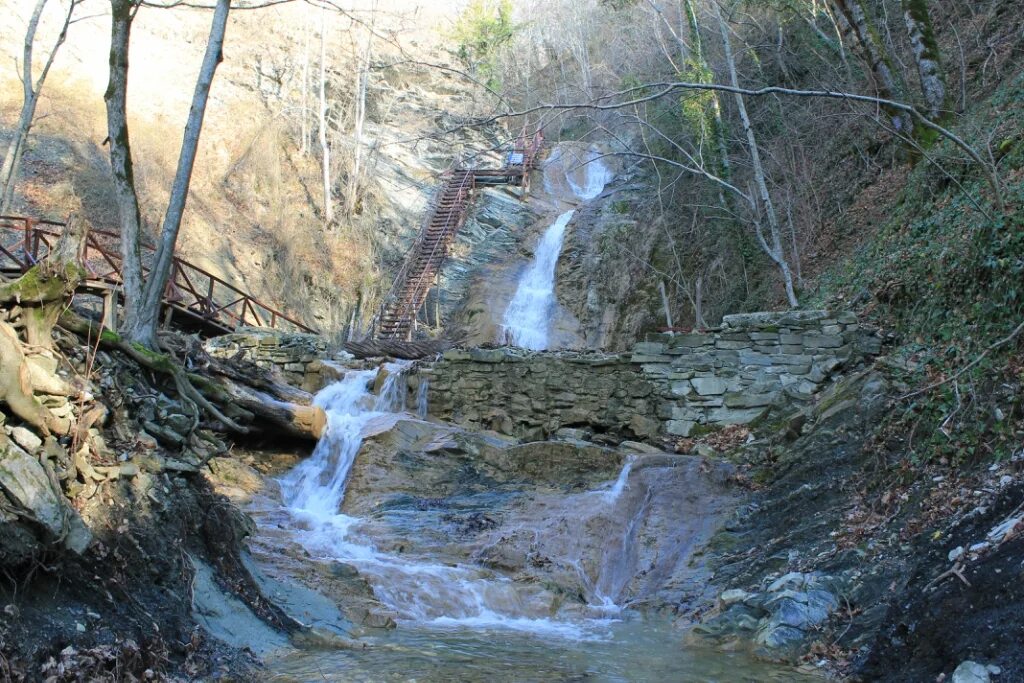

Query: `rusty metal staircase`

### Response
(373, 129, 543, 341)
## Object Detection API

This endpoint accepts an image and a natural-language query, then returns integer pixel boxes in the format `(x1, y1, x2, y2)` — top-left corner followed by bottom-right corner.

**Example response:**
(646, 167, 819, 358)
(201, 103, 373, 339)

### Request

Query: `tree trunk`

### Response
(682, 0, 731, 183)
(104, 0, 147, 346)
(831, 0, 913, 134)
(318, 7, 334, 226)
(0, 0, 76, 213)
(345, 24, 372, 216)
(902, 0, 947, 122)
(300, 6, 310, 156)
(0, 214, 87, 351)
(125, 0, 231, 349)
(0, 217, 85, 435)
(714, 3, 799, 308)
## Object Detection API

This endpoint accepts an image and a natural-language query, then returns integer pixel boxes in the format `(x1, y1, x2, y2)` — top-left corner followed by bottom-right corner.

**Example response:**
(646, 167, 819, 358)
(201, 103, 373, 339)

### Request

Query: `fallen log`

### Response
(58, 312, 326, 441)
(216, 377, 326, 439)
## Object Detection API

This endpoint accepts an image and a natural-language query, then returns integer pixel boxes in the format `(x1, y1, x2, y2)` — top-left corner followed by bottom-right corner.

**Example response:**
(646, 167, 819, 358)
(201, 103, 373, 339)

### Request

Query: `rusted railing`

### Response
(0, 216, 316, 335)
(369, 128, 545, 339)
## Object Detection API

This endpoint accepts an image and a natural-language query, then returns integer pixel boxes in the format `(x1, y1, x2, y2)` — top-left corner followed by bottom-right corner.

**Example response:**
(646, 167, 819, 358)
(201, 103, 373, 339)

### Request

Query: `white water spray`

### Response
(275, 367, 614, 638)
(501, 145, 616, 350)
(567, 147, 615, 200)
(603, 456, 636, 504)
(501, 209, 575, 350)
(416, 379, 429, 419)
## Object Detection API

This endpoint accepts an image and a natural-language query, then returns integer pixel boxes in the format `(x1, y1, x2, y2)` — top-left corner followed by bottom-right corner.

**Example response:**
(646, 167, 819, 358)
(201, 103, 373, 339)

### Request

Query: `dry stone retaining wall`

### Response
(204, 331, 339, 392)
(412, 311, 880, 442)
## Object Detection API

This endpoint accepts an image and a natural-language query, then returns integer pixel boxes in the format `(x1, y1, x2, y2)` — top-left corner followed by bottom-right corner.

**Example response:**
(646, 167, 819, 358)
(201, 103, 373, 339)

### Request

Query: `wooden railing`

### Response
(0, 216, 316, 335)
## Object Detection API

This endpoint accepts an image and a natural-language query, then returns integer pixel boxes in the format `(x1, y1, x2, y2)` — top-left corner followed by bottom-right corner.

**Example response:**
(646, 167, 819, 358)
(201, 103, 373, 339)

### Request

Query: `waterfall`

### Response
(277, 364, 407, 558)
(567, 147, 615, 200)
(603, 456, 635, 504)
(500, 145, 616, 350)
(501, 209, 575, 350)
(416, 379, 429, 419)
(274, 366, 612, 638)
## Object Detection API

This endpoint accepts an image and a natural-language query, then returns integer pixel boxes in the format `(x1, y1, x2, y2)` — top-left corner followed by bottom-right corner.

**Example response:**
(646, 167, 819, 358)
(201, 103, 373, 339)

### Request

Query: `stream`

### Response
(237, 363, 819, 681)
(229, 144, 819, 681)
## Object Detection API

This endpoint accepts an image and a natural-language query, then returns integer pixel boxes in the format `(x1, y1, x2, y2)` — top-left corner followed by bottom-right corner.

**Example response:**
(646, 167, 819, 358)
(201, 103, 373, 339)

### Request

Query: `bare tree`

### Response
(830, 0, 912, 134)
(714, 2, 798, 307)
(0, 0, 81, 213)
(344, 3, 376, 216)
(318, 5, 334, 226)
(104, 0, 146, 342)
(104, 0, 232, 348)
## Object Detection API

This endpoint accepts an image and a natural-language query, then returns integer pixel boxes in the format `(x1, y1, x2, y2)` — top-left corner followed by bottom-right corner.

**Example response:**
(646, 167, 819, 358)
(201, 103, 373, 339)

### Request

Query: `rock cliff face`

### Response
(412, 310, 880, 442)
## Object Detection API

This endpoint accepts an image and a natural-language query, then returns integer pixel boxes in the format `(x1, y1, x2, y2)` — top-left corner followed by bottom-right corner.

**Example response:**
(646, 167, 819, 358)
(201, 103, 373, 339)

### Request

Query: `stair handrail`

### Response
(366, 169, 451, 337)
(1, 215, 315, 334)
(391, 170, 474, 330)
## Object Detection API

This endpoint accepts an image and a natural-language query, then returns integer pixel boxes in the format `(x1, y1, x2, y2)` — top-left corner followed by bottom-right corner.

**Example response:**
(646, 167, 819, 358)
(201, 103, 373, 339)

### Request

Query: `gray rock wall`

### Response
(412, 310, 880, 442)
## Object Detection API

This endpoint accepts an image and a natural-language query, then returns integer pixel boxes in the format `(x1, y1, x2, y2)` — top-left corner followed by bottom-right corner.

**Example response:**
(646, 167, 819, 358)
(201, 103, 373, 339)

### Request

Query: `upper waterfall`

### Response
(500, 144, 616, 350)
(500, 209, 576, 350)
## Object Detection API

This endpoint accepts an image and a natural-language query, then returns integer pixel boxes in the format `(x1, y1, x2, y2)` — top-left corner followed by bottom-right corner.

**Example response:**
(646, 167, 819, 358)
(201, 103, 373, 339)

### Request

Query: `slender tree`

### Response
(714, 2, 799, 307)
(0, 0, 80, 213)
(104, 0, 232, 348)
(318, 5, 334, 226)
(104, 0, 146, 343)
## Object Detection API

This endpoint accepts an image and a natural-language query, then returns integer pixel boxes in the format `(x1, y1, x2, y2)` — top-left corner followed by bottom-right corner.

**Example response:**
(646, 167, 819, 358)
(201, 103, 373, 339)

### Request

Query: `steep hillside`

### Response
(0, 0, 510, 338)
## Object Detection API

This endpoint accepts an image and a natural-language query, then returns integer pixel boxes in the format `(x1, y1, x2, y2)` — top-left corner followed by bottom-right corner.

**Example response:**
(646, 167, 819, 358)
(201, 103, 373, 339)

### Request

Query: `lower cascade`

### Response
(246, 367, 816, 680)
(269, 363, 616, 635)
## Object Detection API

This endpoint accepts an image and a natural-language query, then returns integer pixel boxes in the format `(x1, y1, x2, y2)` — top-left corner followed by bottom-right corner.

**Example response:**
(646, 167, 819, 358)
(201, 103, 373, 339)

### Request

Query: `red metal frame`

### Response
(371, 127, 546, 340)
(0, 215, 316, 335)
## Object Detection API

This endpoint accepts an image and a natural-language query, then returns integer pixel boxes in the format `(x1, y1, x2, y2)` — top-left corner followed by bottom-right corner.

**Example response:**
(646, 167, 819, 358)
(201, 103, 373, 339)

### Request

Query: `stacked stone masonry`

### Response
(204, 331, 337, 392)
(412, 311, 880, 442)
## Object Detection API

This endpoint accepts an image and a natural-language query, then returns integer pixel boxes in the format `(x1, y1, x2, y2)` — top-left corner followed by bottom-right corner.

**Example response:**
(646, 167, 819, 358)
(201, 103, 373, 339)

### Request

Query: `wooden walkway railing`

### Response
(372, 128, 544, 341)
(0, 216, 316, 335)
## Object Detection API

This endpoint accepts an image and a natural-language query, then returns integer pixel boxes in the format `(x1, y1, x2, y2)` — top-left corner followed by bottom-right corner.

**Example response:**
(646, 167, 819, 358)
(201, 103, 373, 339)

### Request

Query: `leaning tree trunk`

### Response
(902, 0, 947, 123)
(131, 0, 231, 350)
(104, 0, 147, 345)
(714, 3, 799, 308)
(831, 0, 913, 135)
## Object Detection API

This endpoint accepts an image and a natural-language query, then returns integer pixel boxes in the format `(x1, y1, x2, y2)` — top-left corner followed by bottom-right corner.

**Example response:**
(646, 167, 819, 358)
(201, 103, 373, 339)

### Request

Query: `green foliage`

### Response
(810, 73, 1024, 466)
(450, 0, 516, 91)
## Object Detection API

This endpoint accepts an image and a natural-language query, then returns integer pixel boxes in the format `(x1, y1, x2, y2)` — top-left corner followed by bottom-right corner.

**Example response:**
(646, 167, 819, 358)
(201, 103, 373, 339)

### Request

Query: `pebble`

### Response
(969, 542, 991, 553)
(999, 475, 1012, 487)
(948, 546, 965, 562)
(951, 660, 993, 683)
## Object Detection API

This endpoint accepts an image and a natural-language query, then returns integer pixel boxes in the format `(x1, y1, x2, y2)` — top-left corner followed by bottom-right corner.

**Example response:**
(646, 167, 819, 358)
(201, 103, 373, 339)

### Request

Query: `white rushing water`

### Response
(501, 209, 575, 350)
(567, 147, 616, 200)
(276, 367, 620, 639)
(603, 456, 636, 504)
(415, 379, 429, 419)
(501, 145, 615, 350)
